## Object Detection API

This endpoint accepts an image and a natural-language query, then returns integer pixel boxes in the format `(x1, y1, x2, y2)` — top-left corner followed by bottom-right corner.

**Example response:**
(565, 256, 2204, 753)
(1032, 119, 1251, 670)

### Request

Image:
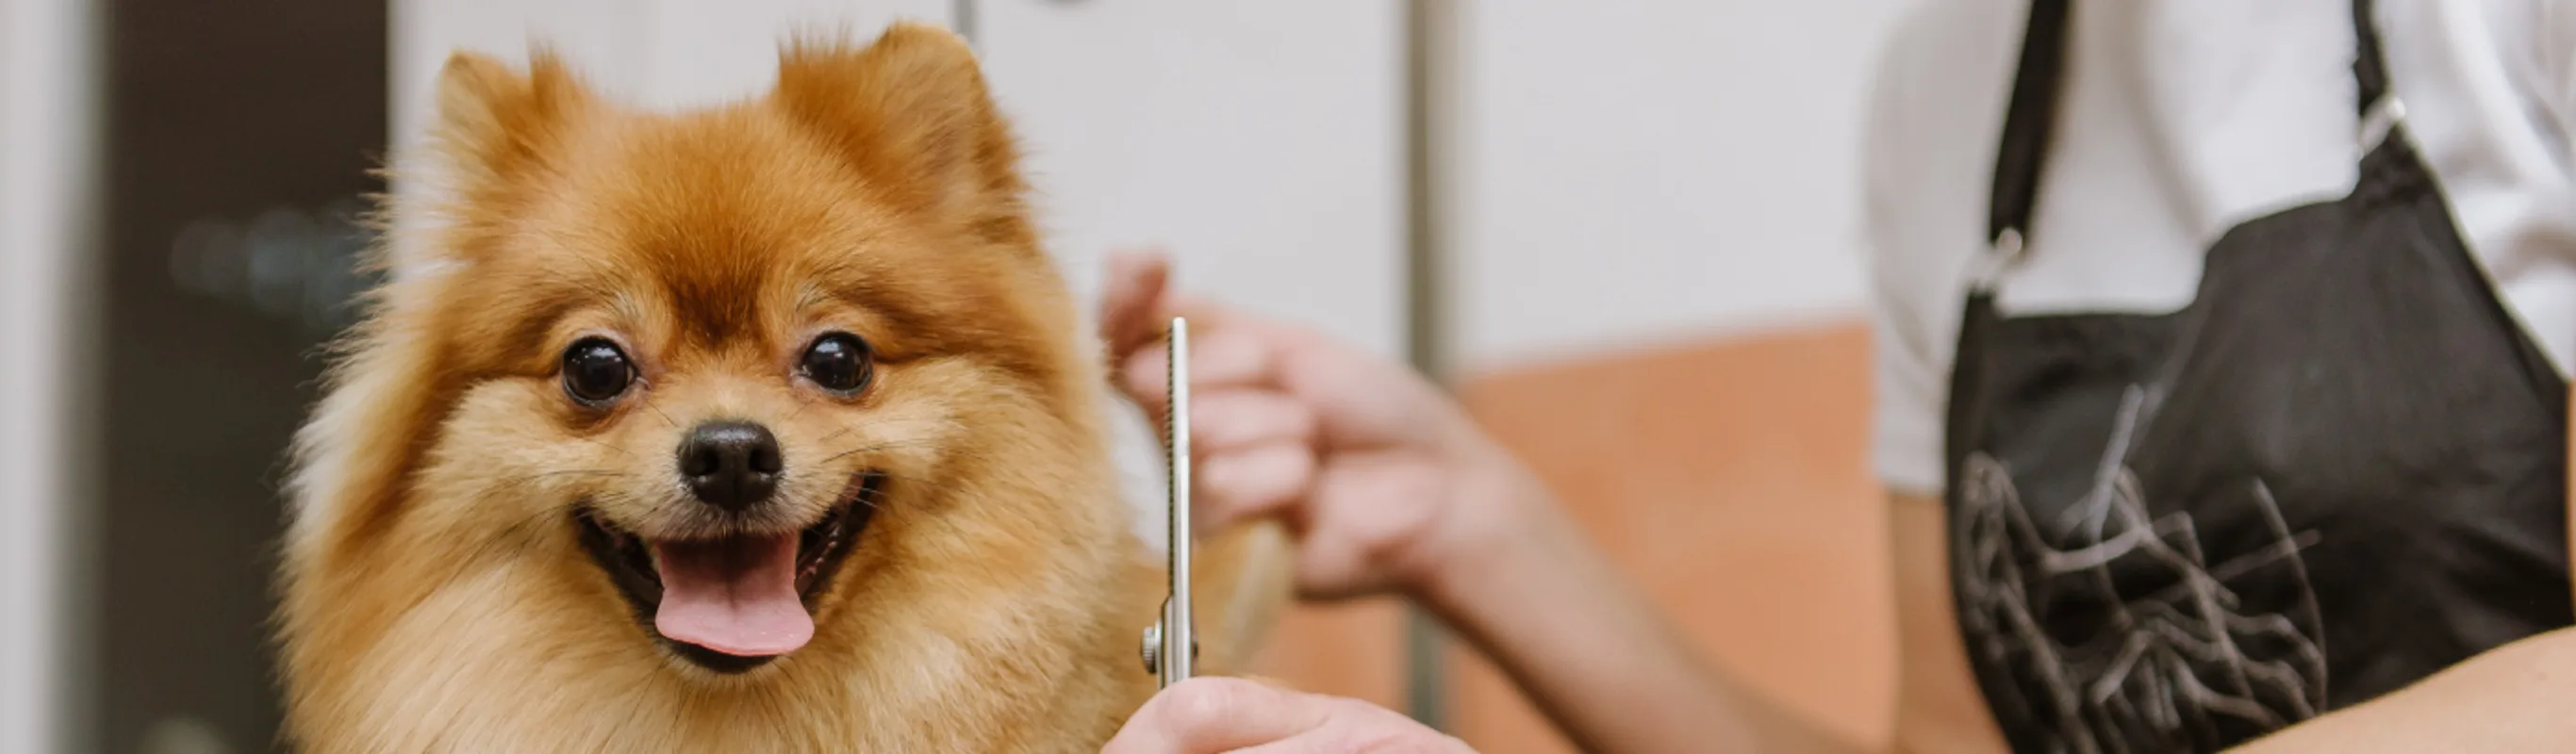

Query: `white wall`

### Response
(975, 1, 1407, 359)
(971, 2, 1405, 539)
(391, 0, 954, 151)
(1449, 1, 1916, 372)
(0, 0, 101, 750)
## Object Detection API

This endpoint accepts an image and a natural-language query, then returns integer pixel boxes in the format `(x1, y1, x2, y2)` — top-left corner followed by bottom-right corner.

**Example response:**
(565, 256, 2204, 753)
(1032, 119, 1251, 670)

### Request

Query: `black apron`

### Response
(1941, 1, 2574, 751)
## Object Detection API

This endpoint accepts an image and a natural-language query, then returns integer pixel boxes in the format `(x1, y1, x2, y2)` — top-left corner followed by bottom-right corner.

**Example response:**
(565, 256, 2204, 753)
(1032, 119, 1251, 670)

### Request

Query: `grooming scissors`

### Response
(1141, 317, 1195, 688)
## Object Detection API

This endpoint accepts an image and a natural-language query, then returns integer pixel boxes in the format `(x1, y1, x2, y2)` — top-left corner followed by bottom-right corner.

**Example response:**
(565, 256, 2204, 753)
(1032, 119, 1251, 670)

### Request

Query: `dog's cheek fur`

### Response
(281, 359, 1150, 750)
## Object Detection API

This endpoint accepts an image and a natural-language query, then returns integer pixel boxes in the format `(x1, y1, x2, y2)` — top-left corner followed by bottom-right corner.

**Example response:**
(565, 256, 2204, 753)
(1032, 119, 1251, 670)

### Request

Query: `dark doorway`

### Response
(97, 0, 385, 750)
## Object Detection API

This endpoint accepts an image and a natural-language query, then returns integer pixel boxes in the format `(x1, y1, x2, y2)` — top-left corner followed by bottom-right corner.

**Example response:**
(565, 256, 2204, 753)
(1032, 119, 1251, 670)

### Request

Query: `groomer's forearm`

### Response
(1412, 455, 1863, 754)
(2224, 627, 2576, 753)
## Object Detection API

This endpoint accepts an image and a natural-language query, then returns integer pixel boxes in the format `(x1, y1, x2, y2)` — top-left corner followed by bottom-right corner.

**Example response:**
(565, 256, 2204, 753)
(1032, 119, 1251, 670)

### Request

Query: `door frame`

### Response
(0, 0, 107, 750)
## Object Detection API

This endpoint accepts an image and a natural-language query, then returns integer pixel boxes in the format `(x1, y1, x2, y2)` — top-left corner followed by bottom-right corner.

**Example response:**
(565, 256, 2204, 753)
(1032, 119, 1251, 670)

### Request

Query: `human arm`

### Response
(1103, 677, 1476, 753)
(2219, 625, 2576, 752)
(1095, 255, 2006, 753)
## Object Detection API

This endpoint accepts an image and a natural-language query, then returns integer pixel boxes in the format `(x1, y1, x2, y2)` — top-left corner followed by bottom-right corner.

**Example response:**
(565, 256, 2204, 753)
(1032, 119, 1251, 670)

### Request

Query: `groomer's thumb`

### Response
(1103, 677, 1331, 754)
(1099, 251, 1173, 361)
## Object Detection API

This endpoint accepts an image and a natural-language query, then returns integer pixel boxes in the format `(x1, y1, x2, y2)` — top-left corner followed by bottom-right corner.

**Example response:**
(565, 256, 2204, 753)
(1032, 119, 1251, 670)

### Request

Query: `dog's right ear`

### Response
(772, 25, 1032, 249)
(431, 49, 584, 181)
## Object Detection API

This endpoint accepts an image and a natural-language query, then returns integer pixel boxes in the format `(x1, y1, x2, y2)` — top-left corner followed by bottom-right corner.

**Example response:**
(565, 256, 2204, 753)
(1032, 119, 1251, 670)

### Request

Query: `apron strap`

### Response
(1985, 0, 2395, 249)
(2353, 0, 2389, 118)
(1985, 0, 2070, 249)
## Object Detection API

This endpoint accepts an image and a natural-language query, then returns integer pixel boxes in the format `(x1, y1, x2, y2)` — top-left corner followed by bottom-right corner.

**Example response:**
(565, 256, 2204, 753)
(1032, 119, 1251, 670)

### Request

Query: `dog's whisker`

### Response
(499, 468, 628, 482)
(850, 482, 892, 510)
(813, 417, 953, 447)
(816, 438, 942, 466)
(482, 468, 631, 495)
(570, 434, 634, 458)
(449, 500, 584, 575)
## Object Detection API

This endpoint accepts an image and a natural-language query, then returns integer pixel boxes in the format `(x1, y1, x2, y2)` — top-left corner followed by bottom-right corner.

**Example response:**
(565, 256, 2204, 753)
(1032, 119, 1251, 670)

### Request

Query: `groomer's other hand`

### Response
(1099, 252, 1539, 600)
(1103, 677, 1475, 754)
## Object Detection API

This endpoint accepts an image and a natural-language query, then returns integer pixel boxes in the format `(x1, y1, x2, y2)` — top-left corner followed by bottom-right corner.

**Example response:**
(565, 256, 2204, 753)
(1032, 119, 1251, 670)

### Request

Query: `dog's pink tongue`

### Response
(651, 534, 813, 657)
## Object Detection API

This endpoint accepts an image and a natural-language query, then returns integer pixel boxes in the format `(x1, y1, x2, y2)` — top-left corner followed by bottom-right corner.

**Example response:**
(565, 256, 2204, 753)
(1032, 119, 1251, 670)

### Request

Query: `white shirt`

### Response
(1868, 0, 2576, 494)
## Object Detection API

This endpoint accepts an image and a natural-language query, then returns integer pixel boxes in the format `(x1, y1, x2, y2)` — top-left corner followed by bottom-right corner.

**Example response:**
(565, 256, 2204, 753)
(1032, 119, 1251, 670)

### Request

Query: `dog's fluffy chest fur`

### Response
(293, 554, 1154, 751)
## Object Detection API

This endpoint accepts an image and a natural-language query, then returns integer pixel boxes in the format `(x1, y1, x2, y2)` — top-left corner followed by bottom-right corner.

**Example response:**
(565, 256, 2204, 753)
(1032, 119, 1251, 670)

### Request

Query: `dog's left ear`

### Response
(774, 24, 1030, 245)
(433, 49, 586, 185)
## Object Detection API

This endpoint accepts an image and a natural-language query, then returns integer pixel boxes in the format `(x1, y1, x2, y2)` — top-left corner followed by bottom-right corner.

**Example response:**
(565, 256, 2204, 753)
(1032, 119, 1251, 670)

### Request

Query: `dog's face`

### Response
(286, 25, 1130, 693)
(432, 125, 1016, 674)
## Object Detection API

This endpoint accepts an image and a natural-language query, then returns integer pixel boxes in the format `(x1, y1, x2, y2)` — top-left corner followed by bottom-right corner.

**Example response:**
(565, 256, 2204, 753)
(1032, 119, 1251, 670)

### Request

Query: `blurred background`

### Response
(0, 0, 1917, 751)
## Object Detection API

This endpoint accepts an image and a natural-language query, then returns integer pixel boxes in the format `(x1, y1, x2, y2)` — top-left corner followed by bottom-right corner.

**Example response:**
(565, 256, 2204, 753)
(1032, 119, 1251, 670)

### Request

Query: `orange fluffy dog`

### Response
(276, 24, 1285, 752)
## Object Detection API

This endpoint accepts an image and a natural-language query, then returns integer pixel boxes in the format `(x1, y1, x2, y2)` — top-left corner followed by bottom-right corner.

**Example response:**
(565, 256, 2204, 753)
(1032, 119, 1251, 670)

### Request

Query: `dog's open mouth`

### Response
(574, 472, 885, 673)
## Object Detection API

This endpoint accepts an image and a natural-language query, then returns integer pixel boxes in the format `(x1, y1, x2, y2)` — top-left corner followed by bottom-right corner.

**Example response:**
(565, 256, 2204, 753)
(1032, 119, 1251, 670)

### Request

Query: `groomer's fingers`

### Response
(1116, 328, 1280, 414)
(1283, 456, 1449, 595)
(1226, 706, 1478, 754)
(1101, 677, 1334, 754)
(1191, 391, 1317, 453)
(1100, 253, 1244, 361)
(1196, 440, 1315, 534)
(1099, 252, 1174, 362)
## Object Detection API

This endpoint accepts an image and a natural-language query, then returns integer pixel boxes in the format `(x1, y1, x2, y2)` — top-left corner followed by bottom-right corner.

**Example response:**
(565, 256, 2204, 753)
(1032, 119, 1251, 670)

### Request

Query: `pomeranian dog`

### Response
(275, 24, 1287, 752)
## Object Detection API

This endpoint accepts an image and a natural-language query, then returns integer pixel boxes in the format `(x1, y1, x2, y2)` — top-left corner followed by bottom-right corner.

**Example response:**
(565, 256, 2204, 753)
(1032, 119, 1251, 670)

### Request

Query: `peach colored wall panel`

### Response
(1451, 321, 1897, 752)
(1248, 599, 1410, 711)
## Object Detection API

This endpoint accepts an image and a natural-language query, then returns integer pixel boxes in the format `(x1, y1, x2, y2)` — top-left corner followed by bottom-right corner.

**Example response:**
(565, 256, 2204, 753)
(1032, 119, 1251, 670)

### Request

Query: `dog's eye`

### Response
(561, 337, 635, 404)
(800, 332, 874, 395)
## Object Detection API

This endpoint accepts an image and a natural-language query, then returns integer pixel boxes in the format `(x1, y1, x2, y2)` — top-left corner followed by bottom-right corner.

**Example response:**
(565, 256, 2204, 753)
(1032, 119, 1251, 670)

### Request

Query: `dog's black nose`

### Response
(677, 420, 783, 511)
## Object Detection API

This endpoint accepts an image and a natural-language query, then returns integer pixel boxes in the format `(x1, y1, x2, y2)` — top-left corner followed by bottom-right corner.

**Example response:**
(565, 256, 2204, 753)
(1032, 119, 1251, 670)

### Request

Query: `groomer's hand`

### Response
(1098, 252, 1540, 600)
(1103, 677, 1475, 753)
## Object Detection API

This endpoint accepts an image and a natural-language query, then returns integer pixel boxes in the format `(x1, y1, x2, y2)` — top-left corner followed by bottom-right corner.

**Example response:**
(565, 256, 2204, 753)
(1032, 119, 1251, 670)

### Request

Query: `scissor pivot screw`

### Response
(1140, 624, 1199, 676)
(1141, 625, 1162, 674)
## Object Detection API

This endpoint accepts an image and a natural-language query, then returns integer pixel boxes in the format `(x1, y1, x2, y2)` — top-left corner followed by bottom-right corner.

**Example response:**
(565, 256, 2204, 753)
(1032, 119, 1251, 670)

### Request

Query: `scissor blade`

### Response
(1162, 317, 1195, 687)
